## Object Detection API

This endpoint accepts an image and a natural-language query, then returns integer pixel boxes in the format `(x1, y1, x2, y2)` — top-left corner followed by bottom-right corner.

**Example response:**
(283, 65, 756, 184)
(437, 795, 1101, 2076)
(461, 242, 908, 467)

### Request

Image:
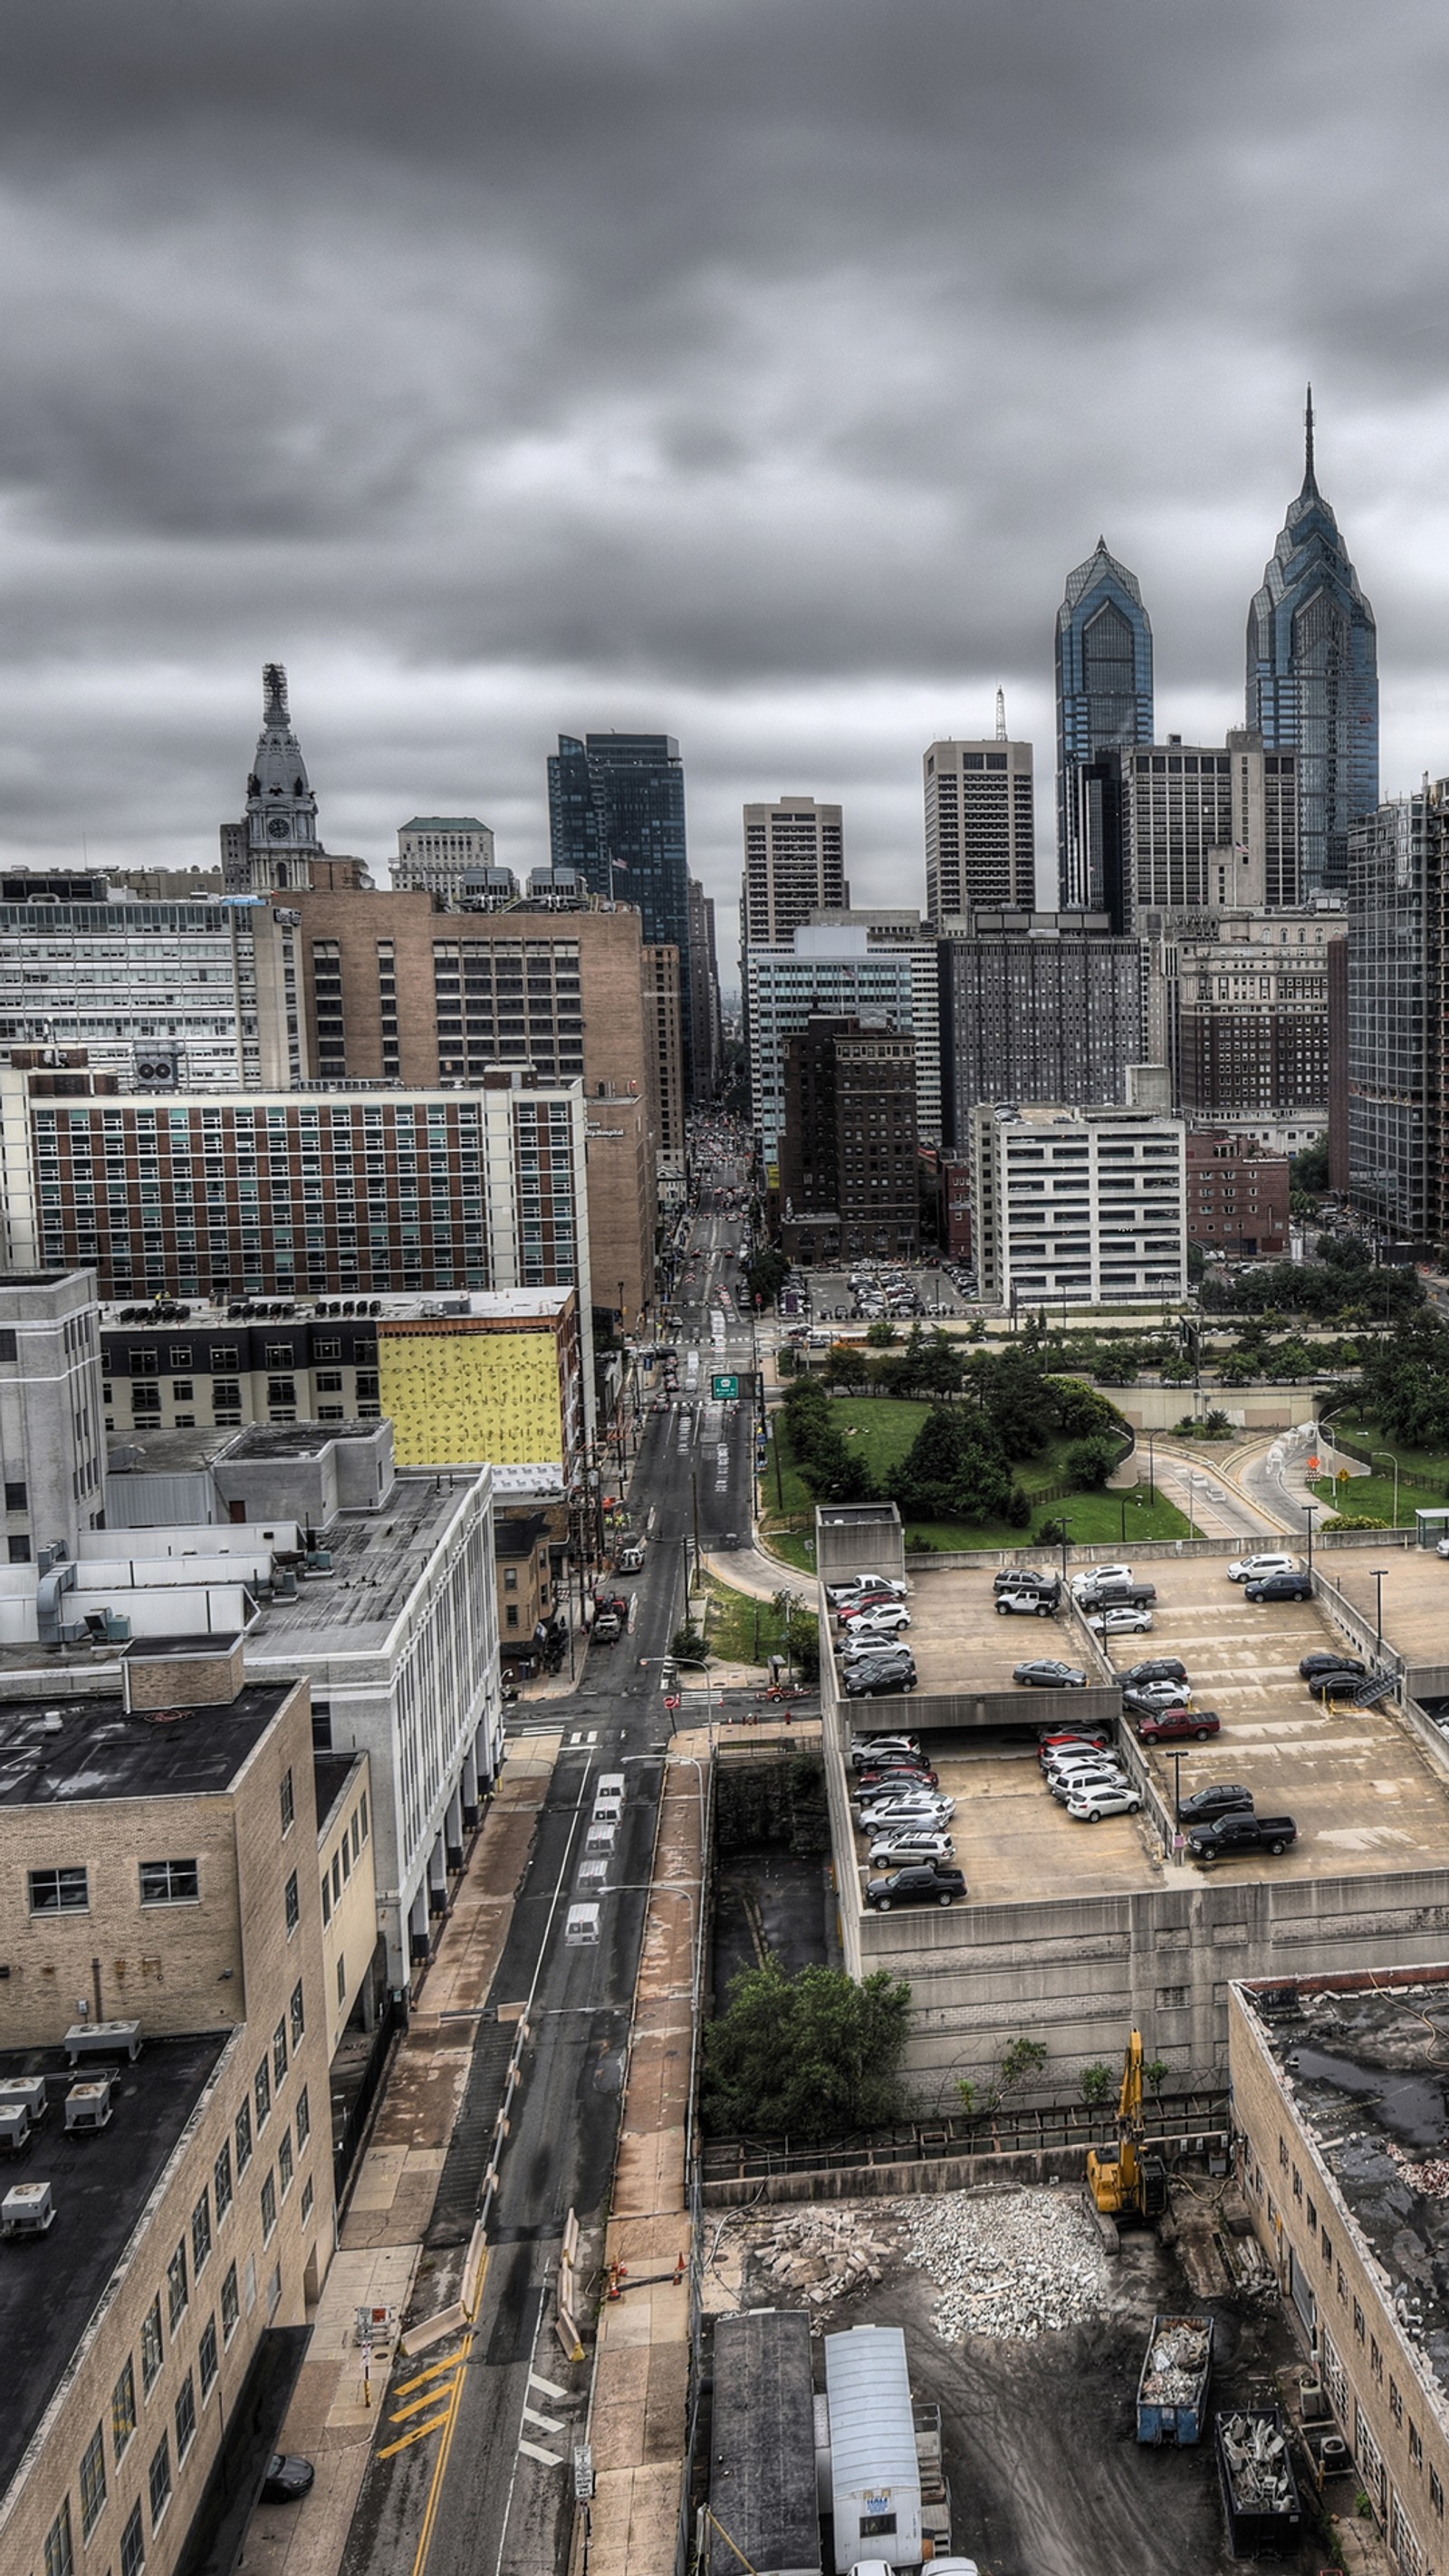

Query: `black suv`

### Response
(993, 1567, 1058, 1596)
(845, 1662, 917, 1697)
(1177, 1783, 1253, 1824)
(1120, 1657, 1189, 1688)
(1245, 1570, 1313, 1602)
(1300, 1651, 1366, 1682)
(864, 1864, 968, 1909)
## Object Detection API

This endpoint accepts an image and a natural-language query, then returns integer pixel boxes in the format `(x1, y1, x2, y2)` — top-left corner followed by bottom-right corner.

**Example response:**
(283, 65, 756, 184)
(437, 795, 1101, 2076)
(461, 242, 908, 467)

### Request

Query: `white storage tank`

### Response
(823, 2327, 922, 2574)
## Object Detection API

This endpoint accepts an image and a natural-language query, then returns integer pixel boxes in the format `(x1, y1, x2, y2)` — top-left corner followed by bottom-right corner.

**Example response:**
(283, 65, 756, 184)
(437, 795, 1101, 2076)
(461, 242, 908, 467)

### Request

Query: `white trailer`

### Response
(822, 2327, 922, 2573)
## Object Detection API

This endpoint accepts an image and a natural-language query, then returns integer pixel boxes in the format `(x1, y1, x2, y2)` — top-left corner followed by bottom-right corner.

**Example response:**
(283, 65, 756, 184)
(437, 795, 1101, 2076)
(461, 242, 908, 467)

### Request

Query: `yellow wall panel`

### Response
(378, 1326, 562, 1466)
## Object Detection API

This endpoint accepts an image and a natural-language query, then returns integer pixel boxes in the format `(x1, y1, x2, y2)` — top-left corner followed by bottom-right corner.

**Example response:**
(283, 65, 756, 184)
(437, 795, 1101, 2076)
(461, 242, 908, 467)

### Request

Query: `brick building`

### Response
(1185, 1131, 1291, 1258)
(777, 1016, 918, 1264)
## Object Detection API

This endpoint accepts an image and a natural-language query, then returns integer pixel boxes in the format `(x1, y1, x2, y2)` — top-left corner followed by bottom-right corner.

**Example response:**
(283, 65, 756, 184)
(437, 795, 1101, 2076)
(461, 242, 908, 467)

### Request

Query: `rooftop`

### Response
(245, 1471, 486, 1649)
(0, 1684, 294, 1805)
(0, 2032, 230, 2499)
(1249, 1971, 1449, 2398)
(313, 1748, 364, 1840)
(226, 1421, 379, 1457)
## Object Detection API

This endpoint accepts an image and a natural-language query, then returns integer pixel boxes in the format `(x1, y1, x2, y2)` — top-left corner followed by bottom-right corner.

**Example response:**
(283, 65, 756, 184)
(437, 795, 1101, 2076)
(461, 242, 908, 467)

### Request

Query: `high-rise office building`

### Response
(936, 912, 1146, 1149)
(741, 798, 847, 948)
(923, 720, 1034, 925)
(1346, 786, 1445, 1247)
(1143, 906, 1340, 1157)
(1123, 730, 1299, 920)
(1056, 540, 1154, 909)
(744, 928, 920, 1172)
(686, 877, 724, 1100)
(547, 734, 691, 974)
(972, 1097, 1186, 1308)
(1246, 394, 1378, 899)
(778, 1017, 918, 1265)
(804, 909, 942, 1146)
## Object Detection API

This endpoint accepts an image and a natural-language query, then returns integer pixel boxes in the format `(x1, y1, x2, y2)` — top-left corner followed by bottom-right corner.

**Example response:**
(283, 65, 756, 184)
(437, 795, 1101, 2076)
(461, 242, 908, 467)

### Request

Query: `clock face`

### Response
(267, 816, 291, 840)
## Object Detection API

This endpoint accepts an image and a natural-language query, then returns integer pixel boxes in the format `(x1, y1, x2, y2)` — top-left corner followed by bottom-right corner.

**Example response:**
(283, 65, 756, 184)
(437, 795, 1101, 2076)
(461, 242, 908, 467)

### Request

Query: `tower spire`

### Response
(1303, 384, 1316, 493)
(995, 687, 1007, 742)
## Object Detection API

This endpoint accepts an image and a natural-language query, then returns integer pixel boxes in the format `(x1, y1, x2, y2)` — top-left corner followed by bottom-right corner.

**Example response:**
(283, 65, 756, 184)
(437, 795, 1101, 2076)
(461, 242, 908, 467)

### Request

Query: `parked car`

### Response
(1076, 1580, 1157, 1611)
(1177, 1783, 1254, 1824)
(1245, 1571, 1313, 1603)
(1186, 1812, 1297, 1860)
(1307, 1666, 1368, 1700)
(1438, 1535, 1449, 1561)
(1041, 1754, 1128, 1788)
(1049, 1764, 1128, 1804)
(1123, 1677, 1191, 1710)
(842, 1605, 913, 1639)
(591, 1610, 622, 1643)
(850, 1734, 921, 1761)
(867, 1829, 955, 1868)
(855, 1792, 955, 1827)
(864, 1864, 968, 1910)
(996, 1589, 1059, 1618)
(1300, 1652, 1366, 1681)
(841, 1648, 919, 1681)
(854, 1761, 938, 1791)
(1038, 1726, 1111, 1758)
(845, 1666, 919, 1697)
(1071, 1564, 1135, 1596)
(995, 1566, 1060, 1595)
(828, 1572, 908, 1602)
(1013, 1659, 1088, 1688)
(1065, 1784, 1143, 1821)
(1120, 1657, 1189, 1688)
(1136, 1706, 1221, 1744)
(263, 2456, 316, 2504)
(1228, 1552, 1299, 1583)
(1088, 1606, 1154, 1636)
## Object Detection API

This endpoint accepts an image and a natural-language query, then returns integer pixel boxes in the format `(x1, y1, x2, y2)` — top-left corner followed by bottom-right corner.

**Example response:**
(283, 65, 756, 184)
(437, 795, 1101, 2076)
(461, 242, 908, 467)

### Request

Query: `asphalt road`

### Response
(341, 1152, 757, 2576)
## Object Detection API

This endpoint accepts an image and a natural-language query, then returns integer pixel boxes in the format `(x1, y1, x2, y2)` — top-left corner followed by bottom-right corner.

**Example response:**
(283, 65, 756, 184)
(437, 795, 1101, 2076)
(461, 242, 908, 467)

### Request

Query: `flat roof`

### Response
(225, 1422, 381, 1456)
(1248, 1975, 1449, 2399)
(245, 1471, 485, 1649)
(313, 1748, 364, 1840)
(108, 1429, 238, 1475)
(0, 1684, 291, 1806)
(0, 2032, 230, 2497)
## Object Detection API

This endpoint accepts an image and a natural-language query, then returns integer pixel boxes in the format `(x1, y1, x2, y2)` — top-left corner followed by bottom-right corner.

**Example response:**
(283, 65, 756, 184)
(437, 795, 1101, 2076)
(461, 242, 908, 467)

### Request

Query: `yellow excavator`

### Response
(1086, 2029, 1168, 2221)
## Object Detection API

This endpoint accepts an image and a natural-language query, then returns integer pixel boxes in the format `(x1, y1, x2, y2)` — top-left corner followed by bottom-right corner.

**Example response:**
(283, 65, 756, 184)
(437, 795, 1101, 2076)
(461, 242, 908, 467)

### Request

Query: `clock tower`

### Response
(221, 663, 321, 892)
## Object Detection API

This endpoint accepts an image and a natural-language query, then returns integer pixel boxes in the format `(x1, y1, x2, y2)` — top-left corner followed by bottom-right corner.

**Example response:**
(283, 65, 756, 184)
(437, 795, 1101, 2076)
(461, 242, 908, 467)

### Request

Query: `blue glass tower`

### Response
(1056, 540, 1155, 910)
(546, 733, 690, 960)
(1246, 392, 1377, 899)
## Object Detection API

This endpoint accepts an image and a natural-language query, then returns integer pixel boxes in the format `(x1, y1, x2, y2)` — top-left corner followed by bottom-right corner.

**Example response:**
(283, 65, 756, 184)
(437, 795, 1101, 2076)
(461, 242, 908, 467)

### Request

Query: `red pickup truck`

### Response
(1137, 1706, 1220, 1745)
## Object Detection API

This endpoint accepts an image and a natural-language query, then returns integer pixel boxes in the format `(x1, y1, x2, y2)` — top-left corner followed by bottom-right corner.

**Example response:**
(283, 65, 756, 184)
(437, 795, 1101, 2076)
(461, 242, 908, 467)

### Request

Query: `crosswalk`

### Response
(516, 2369, 580, 2468)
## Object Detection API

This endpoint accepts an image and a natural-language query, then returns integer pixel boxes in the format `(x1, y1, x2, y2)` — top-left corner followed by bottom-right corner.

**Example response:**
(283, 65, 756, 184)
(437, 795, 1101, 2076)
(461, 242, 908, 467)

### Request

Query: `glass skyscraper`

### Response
(1246, 396, 1377, 899)
(1055, 540, 1155, 911)
(546, 733, 691, 969)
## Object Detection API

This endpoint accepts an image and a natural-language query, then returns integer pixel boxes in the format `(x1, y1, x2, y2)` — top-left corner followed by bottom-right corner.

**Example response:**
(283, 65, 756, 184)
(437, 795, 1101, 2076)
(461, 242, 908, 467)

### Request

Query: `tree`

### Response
(1051, 1375, 1122, 1437)
(1160, 1355, 1193, 1385)
(744, 1245, 791, 1311)
(957, 2034, 1047, 2118)
(865, 1318, 897, 1347)
(890, 1403, 1013, 1524)
(703, 1958, 913, 2139)
(1065, 1433, 1120, 1492)
(823, 1341, 870, 1394)
(1079, 2062, 1113, 2107)
(1292, 1137, 1330, 1195)
(978, 1349, 1059, 1457)
(915, 1329, 966, 1400)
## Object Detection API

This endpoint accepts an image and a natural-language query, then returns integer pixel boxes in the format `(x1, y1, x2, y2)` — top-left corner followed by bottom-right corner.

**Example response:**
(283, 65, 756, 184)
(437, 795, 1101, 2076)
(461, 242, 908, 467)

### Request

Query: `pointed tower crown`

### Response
(233, 662, 319, 890)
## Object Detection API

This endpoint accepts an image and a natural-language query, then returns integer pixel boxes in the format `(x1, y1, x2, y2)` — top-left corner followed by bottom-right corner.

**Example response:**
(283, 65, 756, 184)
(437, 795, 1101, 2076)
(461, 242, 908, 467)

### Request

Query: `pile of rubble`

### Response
(744, 2206, 901, 2309)
(1388, 2139, 1449, 2199)
(1141, 2318, 1212, 2406)
(897, 2187, 1110, 2341)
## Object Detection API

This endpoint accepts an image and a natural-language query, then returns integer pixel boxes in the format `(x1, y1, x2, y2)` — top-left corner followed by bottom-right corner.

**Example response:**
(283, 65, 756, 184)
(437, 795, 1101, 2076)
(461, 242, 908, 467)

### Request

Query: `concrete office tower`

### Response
(806, 908, 942, 1147)
(1247, 392, 1378, 899)
(395, 817, 514, 908)
(1144, 906, 1340, 1158)
(1056, 541, 1155, 912)
(643, 944, 686, 1162)
(1123, 730, 1300, 921)
(745, 927, 917, 1171)
(923, 729, 1034, 926)
(742, 797, 848, 947)
(1346, 785, 1448, 1248)
(972, 1097, 1186, 1308)
(0, 1269, 106, 1559)
(778, 1017, 918, 1265)
(686, 876, 724, 1100)
(936, 911, 1146, 1149)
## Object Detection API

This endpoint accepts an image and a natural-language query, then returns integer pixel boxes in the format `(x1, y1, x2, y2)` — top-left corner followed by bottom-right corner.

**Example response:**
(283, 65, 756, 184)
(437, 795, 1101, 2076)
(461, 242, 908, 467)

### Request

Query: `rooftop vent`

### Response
(0, 2078, 48, 2126)
(2, 2180, 54, 2236)
(0, 2104, 30, 2155)
(64, 2080, 112, 2135)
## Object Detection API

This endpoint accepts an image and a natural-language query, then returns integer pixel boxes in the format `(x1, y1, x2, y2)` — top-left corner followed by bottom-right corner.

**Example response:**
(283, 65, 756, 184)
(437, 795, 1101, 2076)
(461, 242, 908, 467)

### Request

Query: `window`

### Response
(140, 1859, 199, 1906)
(284, 1869, 300, 1936)
(28, 1864, 88, 1914)
(321, 1871, 331, 1926)
(295, 2083, 310, 2149)
(1321, 2226, 1333, 2269)
(1278, 2136, 1289, 2171)
(5, 1478, 26, 1510)
(279, 2129, 294, 2197)
(254, 2056, 271, 2129)
(1390, 2376, 1403, 2427)
(360, 1793, 368, 1844)
(337, 1955, 348, 2005)
(191, 2187, 212, 2275)
(149, 2432, 172, 2525)
(1431, 2466, 1444, 2517)
(120, 2501, 146, 2576)
(235, 2097, 253, 2176)
(79, 2417, 108, 2537)
(175, 2369, 197, 2463)
(1371, 2334, 1383, 2383)
(1353, 2298, 1365, 2343)
(214, 2138, 233, 2220)
(1306, 2194, 1316, 2233)
(140, 2294, 164, 2393)
(1291, 2164, 1302, 2202)
(291, 1978, 305, 2046)
(221, 2261, 240, 2341)
(112, 2357, 138, 2456)
(260, 2168, 277, 2243)
(198, 2314, 218, 2399)
(8, 1532, 31, 1563)
(45, 2500, 74, 2576)
(1410, 2418, 1423, 2469)
(280, 1767, 294, 1835)
(859, 2514, 897, 2539)
(273, 2019, 289, 2090)
(301, 2174, 314, 2226)
(167, 2238, 188, 2331)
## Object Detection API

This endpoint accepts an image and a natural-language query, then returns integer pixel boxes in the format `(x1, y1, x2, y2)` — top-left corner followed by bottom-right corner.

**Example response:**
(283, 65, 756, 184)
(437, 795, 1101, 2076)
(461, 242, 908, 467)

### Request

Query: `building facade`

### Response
(546, 734, 691, 992)
(923, 734, 1034, 926)
(1123, 730, 1299, 921)
(744, 927, 920, 1172)
(393, 816, 500, 899)
(1246, 399, 1378, 899)
(1056, 539, 1155, 908)
(1185, 1131, 1291, 1258)
(971, 1098, 1186, 1307)
(1346, 786, 1445, 1248)
(1145, 906, 1341, 1156)
(936, 912, 1146, 1150)
(741, 797, 848, 949)
(777, 1018, 918, 1265)
(686, 876, 724, 1101)
(643, 943, 686, 1161)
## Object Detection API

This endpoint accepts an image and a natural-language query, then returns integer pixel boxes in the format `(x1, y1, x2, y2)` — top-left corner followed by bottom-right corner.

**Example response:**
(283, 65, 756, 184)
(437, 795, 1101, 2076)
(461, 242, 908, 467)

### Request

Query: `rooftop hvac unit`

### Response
(0, 2078, 46, 2126)
(273, 1570, 299, 1600)
(64, 2018, 141, 2067)
(39, 1712, 62, 1735)
(0, 2105, 30, 2155)
(64, 2081, 112, 2135)
(58, 1622, 88, 1648)
(2, 2181, 54, 2236)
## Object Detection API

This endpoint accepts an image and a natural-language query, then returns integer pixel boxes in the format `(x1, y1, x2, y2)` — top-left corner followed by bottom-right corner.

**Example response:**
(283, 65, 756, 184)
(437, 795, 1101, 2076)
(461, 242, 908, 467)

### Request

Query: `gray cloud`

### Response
(1, 0, 1448, 937)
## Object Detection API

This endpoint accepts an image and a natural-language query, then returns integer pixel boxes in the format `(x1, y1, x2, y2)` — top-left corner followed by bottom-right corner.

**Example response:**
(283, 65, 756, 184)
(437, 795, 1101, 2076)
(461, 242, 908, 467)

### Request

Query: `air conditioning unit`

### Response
(133, 1047, 180, 1088)
(0, 2078, 46, 2127)
(64, 2081, 112, 2134)
(2, 2181, 54, 2236)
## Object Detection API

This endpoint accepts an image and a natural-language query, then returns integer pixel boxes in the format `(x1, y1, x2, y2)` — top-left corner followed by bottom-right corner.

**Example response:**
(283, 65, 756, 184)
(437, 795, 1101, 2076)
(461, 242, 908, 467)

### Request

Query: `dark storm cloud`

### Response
(1, 0, 1448, 919)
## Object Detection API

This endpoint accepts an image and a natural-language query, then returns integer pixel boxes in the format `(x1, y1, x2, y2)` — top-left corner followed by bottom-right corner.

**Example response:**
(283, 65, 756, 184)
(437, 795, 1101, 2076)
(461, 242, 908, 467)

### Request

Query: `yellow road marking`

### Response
(379, 2408, 453, 2460)
(408, 2341, 469, 2576)
(391, 2379, 461, 2425)
(395, 2340, 473, 2399)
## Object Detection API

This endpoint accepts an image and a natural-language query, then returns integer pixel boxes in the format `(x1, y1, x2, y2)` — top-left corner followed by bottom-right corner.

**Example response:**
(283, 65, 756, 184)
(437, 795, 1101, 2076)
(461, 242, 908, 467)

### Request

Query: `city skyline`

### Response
(3, 2, 1449, 951)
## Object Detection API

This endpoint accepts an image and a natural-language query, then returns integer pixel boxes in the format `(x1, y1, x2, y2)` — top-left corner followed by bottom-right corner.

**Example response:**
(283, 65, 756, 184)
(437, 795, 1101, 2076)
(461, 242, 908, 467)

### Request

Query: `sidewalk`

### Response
(242, 1734, 561, 2576)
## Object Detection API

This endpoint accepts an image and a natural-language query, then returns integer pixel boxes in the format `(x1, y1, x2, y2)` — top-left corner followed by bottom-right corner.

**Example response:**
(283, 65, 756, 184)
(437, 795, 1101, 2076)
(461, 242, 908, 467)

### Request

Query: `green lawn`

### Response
(1309, 1472, 1409, 1527)
(700, 1576, 817, 1669)
(1325, 1416, 1449, 1503)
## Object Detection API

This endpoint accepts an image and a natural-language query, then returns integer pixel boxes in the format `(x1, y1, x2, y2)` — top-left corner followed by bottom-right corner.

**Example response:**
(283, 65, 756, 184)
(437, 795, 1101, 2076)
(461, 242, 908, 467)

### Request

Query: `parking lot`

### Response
(848, 1732, 1156, 1905)
(840, 1562, 1114, 1702)
(789, 1261, 978, 1321)
(1321, 1543, 1449, 1674)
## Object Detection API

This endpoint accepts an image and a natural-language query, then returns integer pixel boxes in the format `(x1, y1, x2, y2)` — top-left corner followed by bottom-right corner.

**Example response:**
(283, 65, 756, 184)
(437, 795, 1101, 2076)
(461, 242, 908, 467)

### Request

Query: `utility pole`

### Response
(692, 1470, 701, 1594)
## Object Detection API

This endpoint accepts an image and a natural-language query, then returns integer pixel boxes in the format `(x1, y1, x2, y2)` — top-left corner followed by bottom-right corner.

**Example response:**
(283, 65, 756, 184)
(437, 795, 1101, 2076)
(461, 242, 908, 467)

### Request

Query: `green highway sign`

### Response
(712, 1373, 739, 1400)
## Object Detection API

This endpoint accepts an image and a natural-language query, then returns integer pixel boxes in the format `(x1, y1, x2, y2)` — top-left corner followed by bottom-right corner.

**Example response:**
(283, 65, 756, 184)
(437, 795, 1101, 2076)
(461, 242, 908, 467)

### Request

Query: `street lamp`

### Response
(1372, 1449, 1401, 1530)
(1146, 1428, 1156, 1507)
(1371, 1567, 1387, 1664)
(1302, 1499, 1318, 1582)
(1186, 1472, 1199, 1543)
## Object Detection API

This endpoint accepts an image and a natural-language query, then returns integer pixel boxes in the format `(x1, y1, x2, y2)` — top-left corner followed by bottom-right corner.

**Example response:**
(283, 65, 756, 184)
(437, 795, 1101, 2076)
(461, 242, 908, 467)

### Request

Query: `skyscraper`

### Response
(546, 734, 691, 965)
(923, 706, 1035, 925)
(1056, 541, 1155, 909)
(1246, 392, 1377, 899)
(741, 797, 847, 948)
(221, 662, 320, 893)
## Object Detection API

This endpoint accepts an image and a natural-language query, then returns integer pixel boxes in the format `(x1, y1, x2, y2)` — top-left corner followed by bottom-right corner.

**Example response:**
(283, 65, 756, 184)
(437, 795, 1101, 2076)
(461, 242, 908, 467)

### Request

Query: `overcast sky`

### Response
(4, 0, 1449, 957)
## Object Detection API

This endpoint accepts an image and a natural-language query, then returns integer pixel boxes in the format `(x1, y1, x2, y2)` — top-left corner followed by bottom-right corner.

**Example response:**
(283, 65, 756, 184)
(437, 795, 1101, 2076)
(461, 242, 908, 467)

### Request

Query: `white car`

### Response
(1071, 1563, 1134, 1596)
(857, 1793, 956, 1828)
(828, 1573, 908, 1602)
(1125, 1678, 1191, 1709)
(867, 1830, 955, 1868)
(1437, 1537, 1449, 1561)
(1089, 1605, 1153, 1635)
(1043, 1753, 1128, 1786)
(1228, 1552, 1298, 1583)
(1066, 1784, 1144, 1821)
(1050, 1765, 1128, 1804)
(843, 1606, 912, 1640)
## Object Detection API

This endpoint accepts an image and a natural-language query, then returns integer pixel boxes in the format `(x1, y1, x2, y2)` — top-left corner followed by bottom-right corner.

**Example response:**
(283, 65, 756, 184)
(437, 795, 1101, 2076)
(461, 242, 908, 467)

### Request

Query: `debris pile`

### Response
(897, 2187, 1110, 2340)
(746, 2207, 900, 2308)
(1141, 2318, 1211, 2406)
(1219, 2411, 1294, 2514)
(1387, 2140, 1449, 2198)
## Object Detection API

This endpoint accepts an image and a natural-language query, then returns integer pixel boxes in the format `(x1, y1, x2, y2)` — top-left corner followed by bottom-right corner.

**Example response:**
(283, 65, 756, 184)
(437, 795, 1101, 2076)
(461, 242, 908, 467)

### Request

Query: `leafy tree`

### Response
(978, 1349, 1060, 1457)
(1160, 1355, 1193, 1385)
(890, 1404, 1013, 1523)
(1079, 2062, 1113, 2106)
(744, 1245, 791, 1311)
(1051, 1376, 1121, 1437)
(1217, 1350, 1258, 1388)
(1292, 1137, 1330, 1194)
(824, 1341, 871, 1394)
(1064, 1433, 1120, 1491)
(703, 1958, 913, 2139)
(865, 1318, 897, 1347)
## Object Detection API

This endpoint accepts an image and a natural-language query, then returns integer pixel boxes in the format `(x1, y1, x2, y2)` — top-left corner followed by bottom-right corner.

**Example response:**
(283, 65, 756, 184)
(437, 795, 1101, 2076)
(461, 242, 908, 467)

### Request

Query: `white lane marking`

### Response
(529, 2370, 573, 2403)
(522, 2405, 569, 2435)
(517, 2437, 564, 2466)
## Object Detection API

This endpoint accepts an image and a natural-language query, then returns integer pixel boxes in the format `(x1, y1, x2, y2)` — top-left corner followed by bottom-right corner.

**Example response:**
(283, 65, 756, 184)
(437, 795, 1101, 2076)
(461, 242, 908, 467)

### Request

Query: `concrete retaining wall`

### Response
(700, 2131, 1224, 2209)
